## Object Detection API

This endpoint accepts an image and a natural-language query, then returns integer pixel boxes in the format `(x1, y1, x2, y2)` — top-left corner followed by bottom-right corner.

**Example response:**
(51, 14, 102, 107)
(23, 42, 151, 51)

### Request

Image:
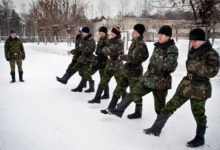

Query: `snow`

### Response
(0, 40, 220, 150)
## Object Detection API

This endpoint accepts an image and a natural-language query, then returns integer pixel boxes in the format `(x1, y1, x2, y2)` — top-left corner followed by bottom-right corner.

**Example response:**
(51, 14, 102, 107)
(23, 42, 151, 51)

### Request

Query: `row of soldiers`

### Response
(56, 24, 220, 148)
(4, 23, 219, 147)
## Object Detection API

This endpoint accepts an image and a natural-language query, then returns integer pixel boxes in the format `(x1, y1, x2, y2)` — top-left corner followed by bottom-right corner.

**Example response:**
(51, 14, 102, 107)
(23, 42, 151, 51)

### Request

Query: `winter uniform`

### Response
(5, 32, 25, 82)
(101, 24, 149, 117)
(110, 25, 178, 118)
(88, 27, 124, 104)
(143, 28, 220, 148)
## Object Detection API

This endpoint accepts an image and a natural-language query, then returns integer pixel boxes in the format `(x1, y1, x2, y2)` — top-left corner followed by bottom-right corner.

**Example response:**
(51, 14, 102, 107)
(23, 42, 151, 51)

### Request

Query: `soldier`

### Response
(100, 24, 149, 117)
(72, 26, 110, 97)
(56, 27, 96, 92)
(5, 29, 25, 83)
(56, 27, 86, 88)
(88, 26, 124, 104)
(110, 25, 178, 119)
(143, 28, 220, 148)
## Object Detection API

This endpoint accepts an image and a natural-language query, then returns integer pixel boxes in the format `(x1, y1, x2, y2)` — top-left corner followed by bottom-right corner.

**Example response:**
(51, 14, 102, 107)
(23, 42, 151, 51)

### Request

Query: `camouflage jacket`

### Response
(70, 34, 83, 60)
(176, 41, 220, 99)
(77, 34, 96, 64)
(102, 35, 124, 71)
(93, 35, 109, 68)
(5, 37, 25, 60)
(143, 39, 178, 90)
(120, 36, 149, 79)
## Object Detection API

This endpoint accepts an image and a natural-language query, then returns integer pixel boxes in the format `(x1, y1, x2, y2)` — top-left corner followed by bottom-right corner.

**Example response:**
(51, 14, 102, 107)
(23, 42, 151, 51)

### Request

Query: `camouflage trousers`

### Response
(66, 58, 77, 74)
(113, 76, 138, 99)
(162, 92, 207, 126)
(9, 59, 23, 73)
(128, 81, 168, 114)
(83, 64, 105, 81)
(69, 62, 90, 77)
(99, 69, 124, 91)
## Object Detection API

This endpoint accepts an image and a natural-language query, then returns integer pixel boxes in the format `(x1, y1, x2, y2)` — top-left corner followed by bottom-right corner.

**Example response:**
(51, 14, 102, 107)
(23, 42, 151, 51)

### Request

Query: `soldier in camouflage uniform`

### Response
(71, 26, 110, 96)
(143, 28, 220, 148)
(56, 27, 86, 86)
(5, 30, 25, 83)
(56, 27, 96, 92)
(110, 25, 178, 119)
(100, 24, 149, 118)
(88, 27, 124, 104)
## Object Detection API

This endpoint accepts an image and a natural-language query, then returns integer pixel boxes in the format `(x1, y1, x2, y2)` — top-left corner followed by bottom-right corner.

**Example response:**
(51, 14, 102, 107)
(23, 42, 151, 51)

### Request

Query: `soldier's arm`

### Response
(121, 43, 149, 64)
(20, 41, 25, 58)
(162, 46, 178, 73)
(4, 40, 10, 60)
(83, 39, 96, 55)
(191, 51, 220, 78)
(108, 42, 123, 57)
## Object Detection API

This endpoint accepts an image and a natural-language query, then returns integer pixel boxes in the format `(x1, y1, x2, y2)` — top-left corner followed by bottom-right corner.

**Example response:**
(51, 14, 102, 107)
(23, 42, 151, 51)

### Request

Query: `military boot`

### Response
(143, 113, 169, 136)
(88, 86, 104, 104)
(101, 85, 109, 99)
(19, 71, 24, 82)
(127, 104, 142, 119)
(71, 78, 87, 92)
(84, 80, 95, 93)
(110, 95, 132, 118)
(56, 72, 71, 84)
(101, 95, 119, 114)
(187, 125, 206, 147)
(10, 72, 16, 83)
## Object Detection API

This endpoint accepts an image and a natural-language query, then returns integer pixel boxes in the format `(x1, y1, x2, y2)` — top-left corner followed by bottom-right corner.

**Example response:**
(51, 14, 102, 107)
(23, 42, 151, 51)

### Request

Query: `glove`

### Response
(22, 55, 25, 60)
(6, 57, 10, 61)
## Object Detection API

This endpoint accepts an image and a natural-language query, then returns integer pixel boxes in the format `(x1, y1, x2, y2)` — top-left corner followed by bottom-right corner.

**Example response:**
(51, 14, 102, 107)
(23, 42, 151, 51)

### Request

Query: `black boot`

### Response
(19, 71, 24, 82)
(110, 95, 132, 118)
(88, 86, 104, 104)
(10, 72, 16, 83)
(143, 113, 169, 136)
(127, 104, 142, 119)
(71, 78, 87, 92)
(101, 95, 119, 114)
(83, 80, 87, 88)
(187, 125, 206, 147)
(56, 72, 71, 84)
(101, 85, 109, 99)
(84, 80, 95, 93)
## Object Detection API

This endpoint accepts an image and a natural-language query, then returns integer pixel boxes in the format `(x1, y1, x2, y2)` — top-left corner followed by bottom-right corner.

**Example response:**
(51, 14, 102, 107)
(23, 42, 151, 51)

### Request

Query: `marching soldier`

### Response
(110, 25, 178, 118)
(143, 28, 220, 148)
(88, 26, 124, 104)
(100, 24, 149, 118)
(5, 29, 25, 83)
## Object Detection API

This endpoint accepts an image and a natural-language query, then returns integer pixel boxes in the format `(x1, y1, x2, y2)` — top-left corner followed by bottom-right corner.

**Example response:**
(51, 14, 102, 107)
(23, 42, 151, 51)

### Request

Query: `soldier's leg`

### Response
(127, 79, 144, 119)
(187, 98, 207, 147)
(17, 59, 24, 82)
(9, 60, 16, 82)
(144, 93, 189, 136)
(111, 81, 152, 118)
(66, 59, 77, 74)
(84, 65, 97, 93)
(99, 68, 110, 99)
(88, 69, 114, 104)
(153, 89, 168, 115)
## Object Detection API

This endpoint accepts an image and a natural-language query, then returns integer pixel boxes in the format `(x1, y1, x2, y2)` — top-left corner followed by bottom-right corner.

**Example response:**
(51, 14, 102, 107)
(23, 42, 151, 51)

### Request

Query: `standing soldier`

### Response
(72, 26, 110, 97)
(56, 27, 87, 88)
(5, 29, 25, 83)
(100, 24, 149, 117)
(88, 26, 124, 104)
(143, 28, 220, 148)
(110, 25, 178, 118)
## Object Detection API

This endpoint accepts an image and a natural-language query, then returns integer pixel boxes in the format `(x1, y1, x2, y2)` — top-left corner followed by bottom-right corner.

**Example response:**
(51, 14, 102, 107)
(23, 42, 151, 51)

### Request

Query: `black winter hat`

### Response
(158, 25, 172, 37)
(111, 27, 121, 36)
(81, 26, 90, 33)
(189, 28, 206, 41)
(134, 24, 145, 35)
(10, 29, 16, 34)
(99, 26, 108, 34)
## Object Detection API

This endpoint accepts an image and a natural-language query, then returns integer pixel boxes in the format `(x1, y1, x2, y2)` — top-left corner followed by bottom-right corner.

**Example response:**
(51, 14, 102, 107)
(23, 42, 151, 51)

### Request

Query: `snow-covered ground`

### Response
(0, 40, 220, 150)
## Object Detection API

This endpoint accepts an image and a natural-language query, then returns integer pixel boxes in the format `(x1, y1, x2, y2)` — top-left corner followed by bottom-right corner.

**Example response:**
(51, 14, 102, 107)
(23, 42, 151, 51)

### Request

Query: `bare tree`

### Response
(97, 0, 107, 18)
